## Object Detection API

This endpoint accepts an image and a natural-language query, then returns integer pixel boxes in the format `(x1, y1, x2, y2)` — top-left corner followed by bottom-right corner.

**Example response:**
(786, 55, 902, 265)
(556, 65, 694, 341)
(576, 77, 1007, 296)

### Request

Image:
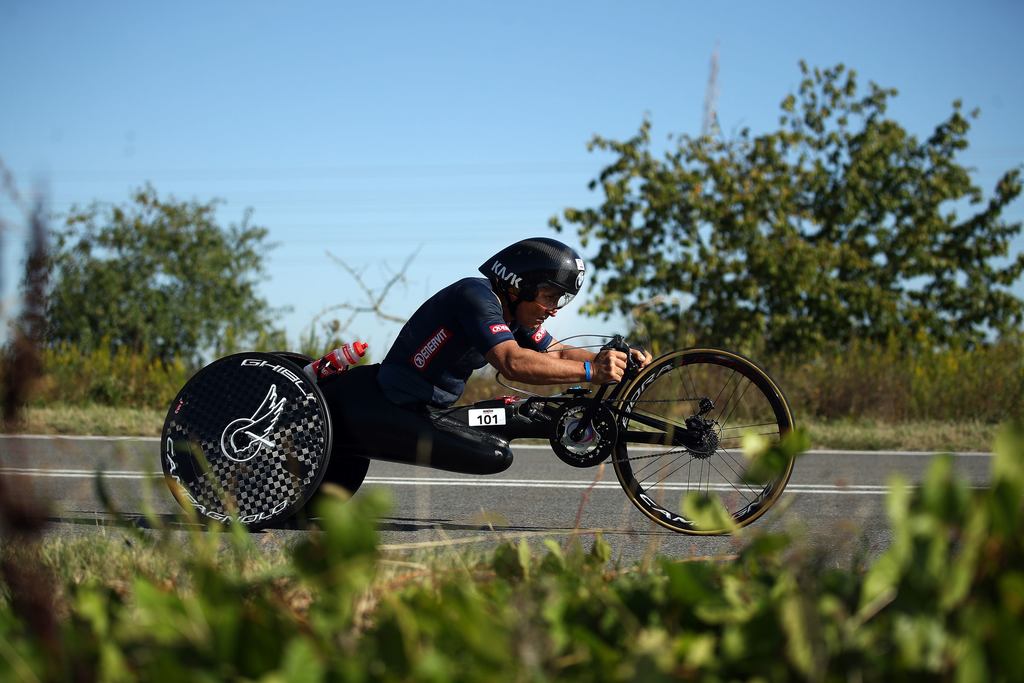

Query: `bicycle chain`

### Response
(613, 397, 707, 404)
(609, 448, 689, 464)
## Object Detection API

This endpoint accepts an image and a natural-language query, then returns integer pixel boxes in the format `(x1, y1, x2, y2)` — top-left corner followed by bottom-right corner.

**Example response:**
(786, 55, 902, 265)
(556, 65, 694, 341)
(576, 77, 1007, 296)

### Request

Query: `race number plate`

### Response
(160, 352, 332, 530)
(468, 408, 507, 426)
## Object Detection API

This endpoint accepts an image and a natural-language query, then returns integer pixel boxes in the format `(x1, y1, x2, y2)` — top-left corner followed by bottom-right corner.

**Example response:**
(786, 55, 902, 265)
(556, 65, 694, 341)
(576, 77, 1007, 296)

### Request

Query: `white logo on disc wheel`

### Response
(220, 384, 286, 463)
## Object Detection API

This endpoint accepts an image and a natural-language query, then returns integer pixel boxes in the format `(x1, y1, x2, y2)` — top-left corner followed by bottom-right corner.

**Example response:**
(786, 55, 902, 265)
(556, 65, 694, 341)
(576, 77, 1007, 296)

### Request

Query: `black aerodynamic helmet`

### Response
(478, 237, 586, 308)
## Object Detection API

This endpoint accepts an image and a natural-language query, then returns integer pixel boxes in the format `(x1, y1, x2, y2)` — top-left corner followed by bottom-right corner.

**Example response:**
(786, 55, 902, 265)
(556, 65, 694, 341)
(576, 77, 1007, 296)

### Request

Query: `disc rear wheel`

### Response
(613, 349, 795, 534)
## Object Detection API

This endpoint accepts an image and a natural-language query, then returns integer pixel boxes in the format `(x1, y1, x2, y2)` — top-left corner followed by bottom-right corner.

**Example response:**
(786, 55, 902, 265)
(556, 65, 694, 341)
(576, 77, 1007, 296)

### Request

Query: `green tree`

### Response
(45, 185, 285, 364)
(552, 62, 1024, 357)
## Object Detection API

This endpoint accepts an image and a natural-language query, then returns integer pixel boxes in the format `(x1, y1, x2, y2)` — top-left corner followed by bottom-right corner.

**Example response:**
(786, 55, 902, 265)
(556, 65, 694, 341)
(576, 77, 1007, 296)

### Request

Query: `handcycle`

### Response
(161, 335, 795, 535)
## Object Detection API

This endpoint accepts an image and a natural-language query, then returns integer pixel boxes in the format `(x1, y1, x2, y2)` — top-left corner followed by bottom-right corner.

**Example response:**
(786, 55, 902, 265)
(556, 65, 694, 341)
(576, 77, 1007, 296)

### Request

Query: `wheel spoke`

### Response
(707, 458, 756, 505)
(717, 445, 751, 475)
(709, 368, 736, 418)
(684, 362, 701, 408)
(688, 454, 696, 497)
(719, 430, 781, 442)
(631, 449, 685, 477)
(713, 449, 762, 499)
(645, 452, 700, 492)
(638, 451, 693, 487)
(718, 374, 752, 431)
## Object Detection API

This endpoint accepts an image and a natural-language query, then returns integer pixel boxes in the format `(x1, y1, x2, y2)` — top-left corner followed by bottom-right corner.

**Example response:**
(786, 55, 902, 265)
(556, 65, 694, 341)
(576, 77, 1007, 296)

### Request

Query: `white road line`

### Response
(360, 479, 972, 495)
(0, 468, 159, 479)
(0, 435, 994, 457)
(0, 468, 985, 495)
(361, 480, 989, 495)
(804, 449, 992, 458)
(0, 434, 160, 442)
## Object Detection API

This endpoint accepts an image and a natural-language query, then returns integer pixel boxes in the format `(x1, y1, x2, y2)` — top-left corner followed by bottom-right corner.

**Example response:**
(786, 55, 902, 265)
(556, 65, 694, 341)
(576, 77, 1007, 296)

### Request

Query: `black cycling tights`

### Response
(318, 364, 514, 476)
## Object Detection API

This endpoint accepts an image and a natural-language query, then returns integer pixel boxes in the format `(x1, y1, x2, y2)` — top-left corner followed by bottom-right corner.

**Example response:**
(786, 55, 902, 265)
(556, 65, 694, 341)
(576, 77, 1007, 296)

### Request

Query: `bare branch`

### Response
(309, 247, 422, 339)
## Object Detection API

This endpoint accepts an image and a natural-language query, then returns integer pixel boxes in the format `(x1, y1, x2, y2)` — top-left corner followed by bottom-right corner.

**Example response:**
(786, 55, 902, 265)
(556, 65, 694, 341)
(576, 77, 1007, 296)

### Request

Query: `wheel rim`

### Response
(613, 349, 794, 534)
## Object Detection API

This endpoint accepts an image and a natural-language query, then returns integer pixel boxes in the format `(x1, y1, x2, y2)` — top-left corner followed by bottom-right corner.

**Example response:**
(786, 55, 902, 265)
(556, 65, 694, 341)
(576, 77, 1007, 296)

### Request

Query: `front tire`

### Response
(613, 348, 795, 534)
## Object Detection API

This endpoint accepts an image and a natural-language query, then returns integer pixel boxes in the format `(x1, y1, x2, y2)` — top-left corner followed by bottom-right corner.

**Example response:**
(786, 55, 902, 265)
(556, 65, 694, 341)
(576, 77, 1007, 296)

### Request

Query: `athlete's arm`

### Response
(486, 340, 626, 384)
(547, 338, 654, 371)
(545, 340, 595, 363)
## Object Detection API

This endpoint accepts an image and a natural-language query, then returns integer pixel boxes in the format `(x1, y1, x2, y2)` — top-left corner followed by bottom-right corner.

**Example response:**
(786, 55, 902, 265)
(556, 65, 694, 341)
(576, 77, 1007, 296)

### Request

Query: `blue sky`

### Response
(2, 0, 1022, 353)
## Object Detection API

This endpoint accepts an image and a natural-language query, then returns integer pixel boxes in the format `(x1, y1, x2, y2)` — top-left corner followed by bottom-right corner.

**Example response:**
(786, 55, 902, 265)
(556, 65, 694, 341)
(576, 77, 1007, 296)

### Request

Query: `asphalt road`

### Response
(0, 435, 993, 564)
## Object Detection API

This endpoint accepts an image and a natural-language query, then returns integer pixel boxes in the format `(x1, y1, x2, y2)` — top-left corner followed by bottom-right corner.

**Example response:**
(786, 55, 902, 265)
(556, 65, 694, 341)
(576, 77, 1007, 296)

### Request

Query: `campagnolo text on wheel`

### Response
(161, 238, 796, 534)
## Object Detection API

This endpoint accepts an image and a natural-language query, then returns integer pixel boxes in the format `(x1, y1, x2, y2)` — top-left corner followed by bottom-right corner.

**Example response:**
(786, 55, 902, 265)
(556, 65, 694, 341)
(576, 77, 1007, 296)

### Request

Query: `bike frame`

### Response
(446, 339, 705, 454)
(451, 388, 701, 451)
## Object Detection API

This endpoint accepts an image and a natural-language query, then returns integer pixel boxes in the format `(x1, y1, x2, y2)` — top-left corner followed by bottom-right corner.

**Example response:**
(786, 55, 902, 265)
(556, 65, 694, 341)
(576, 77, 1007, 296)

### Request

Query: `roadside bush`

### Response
(30, 340, 190, 409)
(1, 425, 1022, 680)
(4, 335, 1021, 422)
(778, 335, 1024, 422)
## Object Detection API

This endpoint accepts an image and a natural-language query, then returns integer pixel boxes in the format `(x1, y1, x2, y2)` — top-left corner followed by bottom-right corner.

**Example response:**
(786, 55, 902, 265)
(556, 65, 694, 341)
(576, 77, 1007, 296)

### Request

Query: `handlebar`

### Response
(569, 334, 644, 441)
(599, 334, 642, 383)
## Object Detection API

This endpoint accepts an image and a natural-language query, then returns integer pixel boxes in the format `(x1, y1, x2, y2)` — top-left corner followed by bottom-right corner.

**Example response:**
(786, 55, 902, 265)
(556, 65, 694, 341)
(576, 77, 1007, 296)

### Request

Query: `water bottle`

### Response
(303, 341, 369, 382)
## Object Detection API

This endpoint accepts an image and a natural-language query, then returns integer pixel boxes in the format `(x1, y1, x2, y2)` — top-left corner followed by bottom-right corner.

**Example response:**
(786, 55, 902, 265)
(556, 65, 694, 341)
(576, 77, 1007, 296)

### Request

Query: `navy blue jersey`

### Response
(378, 277, 553, 407)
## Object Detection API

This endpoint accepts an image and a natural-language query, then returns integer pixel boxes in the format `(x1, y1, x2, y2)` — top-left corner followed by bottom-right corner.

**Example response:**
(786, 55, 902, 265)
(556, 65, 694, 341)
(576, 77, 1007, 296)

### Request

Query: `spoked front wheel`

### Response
(613, 348, 795, 534)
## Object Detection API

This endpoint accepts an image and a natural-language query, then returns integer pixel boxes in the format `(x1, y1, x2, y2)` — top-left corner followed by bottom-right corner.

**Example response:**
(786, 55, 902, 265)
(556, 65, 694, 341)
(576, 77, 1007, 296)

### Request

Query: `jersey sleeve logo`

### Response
(532, 326, 547, 343)
(489, 323, 511, 335)
(411, 327, 450, 369)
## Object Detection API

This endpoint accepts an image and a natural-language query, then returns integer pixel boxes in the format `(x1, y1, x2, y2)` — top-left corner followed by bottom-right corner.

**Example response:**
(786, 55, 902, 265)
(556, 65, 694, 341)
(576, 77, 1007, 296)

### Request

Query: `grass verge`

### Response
(2, 404, 165, 436)
(802, 418, 998, 452)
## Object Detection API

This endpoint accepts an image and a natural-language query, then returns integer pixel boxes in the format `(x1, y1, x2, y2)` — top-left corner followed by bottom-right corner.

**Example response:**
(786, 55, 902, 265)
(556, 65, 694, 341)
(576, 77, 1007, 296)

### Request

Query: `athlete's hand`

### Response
(591, 349, 628, 384)
(631, 347, 653, 370)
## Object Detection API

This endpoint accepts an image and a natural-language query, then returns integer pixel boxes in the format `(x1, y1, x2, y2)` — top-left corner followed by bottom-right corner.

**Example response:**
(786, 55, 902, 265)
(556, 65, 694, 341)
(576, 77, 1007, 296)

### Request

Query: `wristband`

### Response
(583, 361, 592, 382)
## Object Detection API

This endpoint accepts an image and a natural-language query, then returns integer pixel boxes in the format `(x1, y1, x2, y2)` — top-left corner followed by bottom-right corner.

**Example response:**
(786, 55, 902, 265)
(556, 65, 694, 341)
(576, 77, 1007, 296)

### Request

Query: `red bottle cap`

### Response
(353, 341, 369, 357)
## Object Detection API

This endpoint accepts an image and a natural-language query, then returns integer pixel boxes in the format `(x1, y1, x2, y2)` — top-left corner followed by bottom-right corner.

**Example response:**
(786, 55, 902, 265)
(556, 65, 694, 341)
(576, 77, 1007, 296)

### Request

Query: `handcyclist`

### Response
(316, 237, 652, 482)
